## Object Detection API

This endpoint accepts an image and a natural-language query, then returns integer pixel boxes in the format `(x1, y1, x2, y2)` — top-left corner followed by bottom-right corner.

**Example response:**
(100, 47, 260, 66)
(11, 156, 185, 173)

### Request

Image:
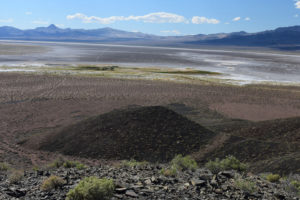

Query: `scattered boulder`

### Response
(0, 164, 298, 200)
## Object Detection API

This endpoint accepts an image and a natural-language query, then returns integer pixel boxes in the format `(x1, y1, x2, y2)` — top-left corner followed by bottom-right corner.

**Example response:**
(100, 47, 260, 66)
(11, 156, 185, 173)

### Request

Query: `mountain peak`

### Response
(47, 24, 58, 29)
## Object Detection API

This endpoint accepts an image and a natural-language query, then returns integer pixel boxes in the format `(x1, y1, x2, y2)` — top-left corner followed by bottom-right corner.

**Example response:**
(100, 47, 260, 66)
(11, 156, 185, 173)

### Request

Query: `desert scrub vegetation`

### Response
(171, 154, 198, 171)
(153, 69, 221, 75)
(205, 155, 247, 174)
(291, 180, 300, 196)
(266, 173, 281, 183)
(233, 177, 257, 194)
(0, 162, 9, 171)
(8, 170, 24, 184)
(63, 160, 87, 170)
(48, 157, 65, 169)
(32, 166, 39, 171)
(66, 177, 114, 200)
(75, 65, 118, 71)
(121, 159, 149, 168)
(283, 174, 300, 197)
(161, 154, 198, 177)
(48, 158, 86, 170)
(160, 166, 178, 177)
(41, 175, 65, 191)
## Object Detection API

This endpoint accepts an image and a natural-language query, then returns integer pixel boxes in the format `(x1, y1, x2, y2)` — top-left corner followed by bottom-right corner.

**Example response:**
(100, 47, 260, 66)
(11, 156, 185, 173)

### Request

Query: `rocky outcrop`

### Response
(0, 164, 298, 200)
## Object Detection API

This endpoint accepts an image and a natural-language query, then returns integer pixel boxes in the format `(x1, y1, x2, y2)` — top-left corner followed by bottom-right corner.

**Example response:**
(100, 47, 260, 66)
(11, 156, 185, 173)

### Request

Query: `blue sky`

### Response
(1, 0, 300, 35)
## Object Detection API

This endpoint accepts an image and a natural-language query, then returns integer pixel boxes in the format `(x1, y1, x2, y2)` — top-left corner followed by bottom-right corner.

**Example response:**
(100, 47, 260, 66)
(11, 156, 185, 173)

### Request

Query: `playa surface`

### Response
(1, 40, 300, 84)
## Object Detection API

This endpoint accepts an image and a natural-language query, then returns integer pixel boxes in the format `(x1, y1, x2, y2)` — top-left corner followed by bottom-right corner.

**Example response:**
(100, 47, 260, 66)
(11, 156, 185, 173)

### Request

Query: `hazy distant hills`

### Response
(1, 24, 300, 48)
(0, 24, 158, 42)
(189, 26, 300, 48)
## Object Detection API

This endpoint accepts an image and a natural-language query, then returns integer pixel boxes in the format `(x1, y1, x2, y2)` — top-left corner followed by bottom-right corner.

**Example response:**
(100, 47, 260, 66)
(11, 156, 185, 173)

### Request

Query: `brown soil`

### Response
(0, 73, 299, 170)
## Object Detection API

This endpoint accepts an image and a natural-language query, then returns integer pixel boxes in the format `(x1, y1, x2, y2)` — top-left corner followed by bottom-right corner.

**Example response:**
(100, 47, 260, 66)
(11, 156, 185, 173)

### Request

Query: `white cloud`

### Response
(32, 20, 50, 25)
(160, 30, 181, 35)
(25, 12, 32, 15)
(225, 22, 230, 25)
(191, 16, 220, 24)
(67, 12, 188, 24)
(245, 17, 251, 21)
(295, 14, 299, 18)
(233, 17, 241, 21)
(0, 18, 13, 23)
(295, 0, 300, 9)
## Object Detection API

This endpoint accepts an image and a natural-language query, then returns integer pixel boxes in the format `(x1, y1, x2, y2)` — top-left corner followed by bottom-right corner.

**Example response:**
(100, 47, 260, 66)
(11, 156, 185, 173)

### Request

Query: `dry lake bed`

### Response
(1, 40, 300, 85)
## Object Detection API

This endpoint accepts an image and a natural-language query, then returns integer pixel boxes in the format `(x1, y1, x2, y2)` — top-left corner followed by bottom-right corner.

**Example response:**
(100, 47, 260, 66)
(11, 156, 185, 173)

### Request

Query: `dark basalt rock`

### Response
(0, 164, 298, 200)
(38, 106, 216, 162)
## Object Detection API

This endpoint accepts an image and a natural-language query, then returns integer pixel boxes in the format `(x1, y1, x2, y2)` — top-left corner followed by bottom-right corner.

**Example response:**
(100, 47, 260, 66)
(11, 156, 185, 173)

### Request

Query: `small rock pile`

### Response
(0, 164, 298, 200)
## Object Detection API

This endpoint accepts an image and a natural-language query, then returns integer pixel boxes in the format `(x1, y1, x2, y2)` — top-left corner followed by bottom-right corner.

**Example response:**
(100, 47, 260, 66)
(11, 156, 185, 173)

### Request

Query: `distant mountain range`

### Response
(1, 24, 300, 49)
(0, 24, 157, 42)
(188, 26, 300, 48)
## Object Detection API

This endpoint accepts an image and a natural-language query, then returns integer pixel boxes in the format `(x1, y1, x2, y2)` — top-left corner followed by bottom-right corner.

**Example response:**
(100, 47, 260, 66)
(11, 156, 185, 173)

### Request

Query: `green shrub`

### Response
(160, 155, 198, 177)
(0, 162, 9, 171)
(291, 180, 300, 189)
(205, 158, 223, 174)
(48, 158, 86, 170)
(171, 155, 198, 171)
(221, 156, 247, 171)
(32, 166, 39, 171)
(121, 159, 148, 168)
(48, 157, 65, 169)
(234, 178, 257, 193)
(8, 170, 24, 184)
(205, 156, 247, 174)
(291, 180, 300, 195)
(63, 160, 77, 168)
(64, 161, 87, 169)
(41, 175, 65, 191)
(76, 163, 87, 170)
(66, 177, 114, 200)
(266, 174, 281, 183)
(282, 174, 300, 197)
(160, 166, 178, 177)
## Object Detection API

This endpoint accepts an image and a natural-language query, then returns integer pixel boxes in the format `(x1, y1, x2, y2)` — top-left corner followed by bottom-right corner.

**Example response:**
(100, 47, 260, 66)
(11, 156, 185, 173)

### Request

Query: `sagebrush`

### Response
(171, 154, 198, 171)
(41, 175, 65, 191)
(266, 173, 281, 183)
(205, 156, 247, 174)
(66, 177, 114, 200)
(8, 170, 24, 184)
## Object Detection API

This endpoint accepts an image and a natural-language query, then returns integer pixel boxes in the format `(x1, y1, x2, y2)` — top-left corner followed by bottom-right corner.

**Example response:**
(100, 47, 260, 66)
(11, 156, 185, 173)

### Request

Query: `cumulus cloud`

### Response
(233, 17, 241, 21)
(25, 12, 32, 15)
(160, 30, 181, 35)
(191, 16, 220, 24)
(0, 18, 13, 23)
(245, 17, 251, 21)
(67, 12, 188, 24)
(295, 0, 300, 9)
(32, 20, 50, 25)
(295, 14, 299, 18)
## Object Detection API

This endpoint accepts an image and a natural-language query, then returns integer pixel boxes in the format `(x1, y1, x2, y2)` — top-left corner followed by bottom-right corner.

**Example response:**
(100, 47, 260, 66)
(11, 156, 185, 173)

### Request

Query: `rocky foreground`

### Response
(0, 164, 299, 200)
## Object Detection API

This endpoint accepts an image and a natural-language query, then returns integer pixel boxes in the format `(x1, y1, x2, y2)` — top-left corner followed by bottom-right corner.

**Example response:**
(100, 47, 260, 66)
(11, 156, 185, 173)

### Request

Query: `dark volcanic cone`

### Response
(38, 106, 216, 162)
